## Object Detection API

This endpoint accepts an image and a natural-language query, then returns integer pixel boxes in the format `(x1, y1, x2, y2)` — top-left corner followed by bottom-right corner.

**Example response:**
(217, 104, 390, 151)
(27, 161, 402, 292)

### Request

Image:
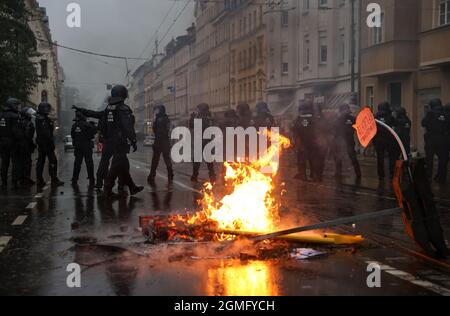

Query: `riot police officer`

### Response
(16, 106, 36, 186)
(394, 107, 412, 157)
(0, 98, 21, 189)
(191, 103, 216, 183)
(99, 85, 144, 197)
(148, 104, 174, 186)
(333, 103, 361, 179)
(71, 111, 97, 186)
(374, 102, 398, 179)
(253, 102, 275, 129)
(422, 98, 448, 183)
(236, 102, 253, 129)
(35, 102, 64, 187)
(292, 100, 320, 181)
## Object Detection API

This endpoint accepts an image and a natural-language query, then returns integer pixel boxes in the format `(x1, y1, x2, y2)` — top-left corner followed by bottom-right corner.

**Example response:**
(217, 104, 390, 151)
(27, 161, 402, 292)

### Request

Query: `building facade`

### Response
(25, 0, 63, 122)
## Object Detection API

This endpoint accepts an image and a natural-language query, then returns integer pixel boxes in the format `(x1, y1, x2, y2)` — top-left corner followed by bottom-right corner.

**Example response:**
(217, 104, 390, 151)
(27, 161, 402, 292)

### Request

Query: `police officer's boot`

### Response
(95, 178, 103, 190)
(129, 185, 144, 196)
(147, 176, 156, 187)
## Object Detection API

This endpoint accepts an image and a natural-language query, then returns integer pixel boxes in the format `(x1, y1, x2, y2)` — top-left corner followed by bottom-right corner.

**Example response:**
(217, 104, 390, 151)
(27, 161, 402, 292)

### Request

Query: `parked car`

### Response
(64, 135, 74, 152)
(143, 135, 155, 147)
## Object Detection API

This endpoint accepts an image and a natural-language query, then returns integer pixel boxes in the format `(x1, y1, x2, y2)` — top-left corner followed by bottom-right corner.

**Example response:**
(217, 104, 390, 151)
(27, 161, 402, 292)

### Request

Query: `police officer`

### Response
(99, 85, 144, 197)
(0, 98, 21, 189)
(333, 103, 361, 179)
(374, 102, 398, 179)
(35, 102, 64, 187)
(394, 107, 412, 157)
(191, 103, 216, 183)
(71, 111, 97, 186)
(236, 102, 253, 129)
(148, 105, 174, 186)
(16, 106, 36, 186)
(293, 100, 320, 181)
(253, 102, 275, 129)
(422, 98, 448, 183)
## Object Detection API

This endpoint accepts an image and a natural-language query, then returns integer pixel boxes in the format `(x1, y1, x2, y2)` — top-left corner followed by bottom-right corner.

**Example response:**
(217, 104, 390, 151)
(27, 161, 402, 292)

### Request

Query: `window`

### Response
(339, 34, 345, 63)
(303, 0, 310, 11)
(304, 38, 310, 68)
(440, 0, 450, 26)
(372, 12, 384, 45)
(281, 11, 289, 27)
(319, 0, 328, 8)
(41, 90, 48, 103)
(389, 82, 402, 109)
(319, 34, 328, 64)
(40, 60, 48, 78)
(281, 45, 288, 74)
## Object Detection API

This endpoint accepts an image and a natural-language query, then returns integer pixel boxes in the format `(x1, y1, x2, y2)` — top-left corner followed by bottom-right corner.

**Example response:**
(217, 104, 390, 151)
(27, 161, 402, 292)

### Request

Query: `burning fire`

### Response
(196, 132, 291, 236)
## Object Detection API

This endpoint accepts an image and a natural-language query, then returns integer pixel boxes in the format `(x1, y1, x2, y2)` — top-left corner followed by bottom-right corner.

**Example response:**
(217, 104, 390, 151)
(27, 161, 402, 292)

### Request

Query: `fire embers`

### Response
(139, 215, 217, 243)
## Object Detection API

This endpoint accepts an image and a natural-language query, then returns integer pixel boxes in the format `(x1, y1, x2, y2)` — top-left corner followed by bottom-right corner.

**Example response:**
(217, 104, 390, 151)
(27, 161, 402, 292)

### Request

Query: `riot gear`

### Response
(256, 102, 269, 115)
(422, 98, 449, 183)
(394, 107, 411, 156)
(71, 111, 97, 186)
(16, 107, 36, 186)
(148, 104, 174, 186)
(35, 103, 64, 187)
(5, 98, 21, 112)
(374, 102, 398, 179)
(254, 102, 275, 129)
(110, 85, 128, 104)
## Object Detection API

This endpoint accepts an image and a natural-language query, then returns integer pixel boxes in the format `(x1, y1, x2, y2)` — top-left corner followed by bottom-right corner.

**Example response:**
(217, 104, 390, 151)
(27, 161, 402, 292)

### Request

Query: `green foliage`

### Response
(0, 0, 39, 104)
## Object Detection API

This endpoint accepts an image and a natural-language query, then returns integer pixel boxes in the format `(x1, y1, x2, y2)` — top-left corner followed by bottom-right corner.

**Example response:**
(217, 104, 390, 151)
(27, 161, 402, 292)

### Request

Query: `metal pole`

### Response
(350, 0, 356, 93)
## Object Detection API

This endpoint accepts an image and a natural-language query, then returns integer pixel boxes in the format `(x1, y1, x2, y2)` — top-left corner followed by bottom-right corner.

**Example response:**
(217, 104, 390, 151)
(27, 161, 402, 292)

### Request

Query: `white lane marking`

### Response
(366, 260, 450, 296)
(12, 215, 28, 226)
(0, 236, 12, 247)
(42, 186, 49, 191)
(130, 159, 202, 194)
(0, 246, 4, 254)
(26, 202, 37, 210)
(34, 193, 43, 199)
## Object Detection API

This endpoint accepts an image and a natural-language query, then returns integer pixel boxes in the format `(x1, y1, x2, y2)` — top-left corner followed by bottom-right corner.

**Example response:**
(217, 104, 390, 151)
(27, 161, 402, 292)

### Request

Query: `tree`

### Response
(0, 0, 38, 104)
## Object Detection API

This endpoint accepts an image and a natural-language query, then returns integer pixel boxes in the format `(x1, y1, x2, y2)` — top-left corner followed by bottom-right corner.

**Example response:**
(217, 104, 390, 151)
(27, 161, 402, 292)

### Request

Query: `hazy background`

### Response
(38, 0, 195, 107)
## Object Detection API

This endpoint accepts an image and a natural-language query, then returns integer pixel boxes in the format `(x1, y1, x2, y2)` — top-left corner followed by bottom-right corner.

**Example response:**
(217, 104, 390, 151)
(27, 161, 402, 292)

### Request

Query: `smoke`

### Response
(38, 0, 194, 108)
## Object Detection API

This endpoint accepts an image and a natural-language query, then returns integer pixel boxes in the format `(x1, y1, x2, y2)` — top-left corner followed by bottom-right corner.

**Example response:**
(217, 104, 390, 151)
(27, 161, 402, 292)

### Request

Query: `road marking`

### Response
(0, 246, 4, 254)
(12, 215, 28, 226)
(26, 202, 37, 210)
(42, 186, 49, 191)
(0, 236, 12, 247)
(366, 260, 450, 296)
(34, 193, 43, 199)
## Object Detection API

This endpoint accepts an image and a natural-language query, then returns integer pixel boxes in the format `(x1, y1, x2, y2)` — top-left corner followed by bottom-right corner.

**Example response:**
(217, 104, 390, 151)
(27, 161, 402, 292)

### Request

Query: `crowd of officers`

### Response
(1, 87, 449, 196)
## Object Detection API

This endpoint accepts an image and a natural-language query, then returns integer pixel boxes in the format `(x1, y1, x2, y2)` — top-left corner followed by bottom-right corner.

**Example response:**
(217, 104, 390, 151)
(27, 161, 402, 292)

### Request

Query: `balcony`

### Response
(420, 25, 450, 67)
(361, 40, 418, 77)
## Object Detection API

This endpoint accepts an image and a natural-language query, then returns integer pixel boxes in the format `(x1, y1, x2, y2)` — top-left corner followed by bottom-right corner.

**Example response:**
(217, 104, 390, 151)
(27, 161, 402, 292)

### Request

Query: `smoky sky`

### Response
(38, 0, 194, 107)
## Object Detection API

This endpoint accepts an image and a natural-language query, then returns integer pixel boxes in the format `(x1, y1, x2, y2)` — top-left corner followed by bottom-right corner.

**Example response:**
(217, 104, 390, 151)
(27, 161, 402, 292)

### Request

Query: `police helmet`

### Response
(378, 102, 391, 113)
(20, 106, 36, 119)
(298, 100, 313, 115)
(5, 97, 21, 112)
(256, 102, 270, 115)
(236, 102, 250, 116)
(396, 107, 407, 117)
(38, 102, 52, 115)
(429, 98, 443, 110)
(110, 85, 128, 103)
(75, 110, 86, 121)
(154, 105, 166, 116)
(197, 103, 210, 114)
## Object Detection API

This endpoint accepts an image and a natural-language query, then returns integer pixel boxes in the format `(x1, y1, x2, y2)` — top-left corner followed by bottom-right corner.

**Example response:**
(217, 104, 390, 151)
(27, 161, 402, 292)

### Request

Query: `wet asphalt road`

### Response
(0, 144, 449, 296)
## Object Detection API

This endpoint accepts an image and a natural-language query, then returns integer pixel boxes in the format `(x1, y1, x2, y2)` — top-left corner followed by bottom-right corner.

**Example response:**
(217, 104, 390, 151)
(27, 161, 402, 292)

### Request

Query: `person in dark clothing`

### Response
(374, 102, 398, 179)
(0, 98, 21, 189)
(35, 102, 64, 187)
(445, 103, 450, 161)
(394, 107, 412, 157)
(236, 102, 253, 129)
(148, 105, 174, 186)
(422, 98, 449, 184)
(191, 103, 216, 183)
(72, 105, 124, 191)
(16, 106, 36, 186)
(333, 103, 361, 179)
(253, 102, 275, 129)
(292, 100, 320, 181)
(71, 111, 97, 186)
(98, 85, 143, 197)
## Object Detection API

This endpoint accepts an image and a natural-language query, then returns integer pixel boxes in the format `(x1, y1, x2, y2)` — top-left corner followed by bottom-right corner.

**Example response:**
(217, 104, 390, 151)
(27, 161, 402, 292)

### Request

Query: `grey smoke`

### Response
(38, 0, 194, 108)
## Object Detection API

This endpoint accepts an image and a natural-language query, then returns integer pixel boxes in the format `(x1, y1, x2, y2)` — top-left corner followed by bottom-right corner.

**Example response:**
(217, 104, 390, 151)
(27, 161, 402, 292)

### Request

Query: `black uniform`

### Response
(148, 105, 173, 186)
(333, 105, 361, 179)
(394, 108, 411, 157)
(293, 102, 321, 181)
(191, 103, 216, 183)
(16, 108, 36, 185)
(35, 104, 63, 186)
(71, 114, 97, 184)
(374, 102, 398, 179)
(422, 99, 449, 183)
(0, 100, 21, 188)
(99, 88, 142, 196)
